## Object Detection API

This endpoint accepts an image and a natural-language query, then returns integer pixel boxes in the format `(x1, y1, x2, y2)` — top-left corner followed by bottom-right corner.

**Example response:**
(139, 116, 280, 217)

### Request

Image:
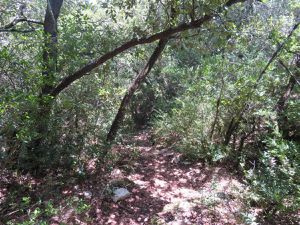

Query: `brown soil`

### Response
(0, 131, 248, 225)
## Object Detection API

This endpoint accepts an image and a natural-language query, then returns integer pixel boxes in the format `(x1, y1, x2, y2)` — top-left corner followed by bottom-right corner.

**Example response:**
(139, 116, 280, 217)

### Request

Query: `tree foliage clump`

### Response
(0, 0, 300, 222)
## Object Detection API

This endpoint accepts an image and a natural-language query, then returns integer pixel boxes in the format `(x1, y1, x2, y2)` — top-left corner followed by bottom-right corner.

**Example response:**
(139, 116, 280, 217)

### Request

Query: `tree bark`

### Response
(106, 38, 169, 142)
(31, 0, 63, 149)
(42, 0, 63, 95)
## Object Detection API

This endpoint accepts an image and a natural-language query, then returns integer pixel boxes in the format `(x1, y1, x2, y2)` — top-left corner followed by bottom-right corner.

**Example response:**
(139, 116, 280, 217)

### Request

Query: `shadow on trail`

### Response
(105, 131, 246, 224)
(2, 131, 283, 224)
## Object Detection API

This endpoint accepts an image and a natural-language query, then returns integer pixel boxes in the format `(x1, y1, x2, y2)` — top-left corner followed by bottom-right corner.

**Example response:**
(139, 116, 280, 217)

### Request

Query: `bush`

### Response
(153, 96, 227, 162)
(244, 132, 300, 216)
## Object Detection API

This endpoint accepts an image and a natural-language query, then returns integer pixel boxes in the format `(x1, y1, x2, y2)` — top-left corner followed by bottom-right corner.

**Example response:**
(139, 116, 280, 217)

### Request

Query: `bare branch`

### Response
(278, 59, 300, 86)
(0, 18, 43, 32)
(106, 38, 169, 142)
(255, 22, 300, 84)
(0, 28, 38, 33)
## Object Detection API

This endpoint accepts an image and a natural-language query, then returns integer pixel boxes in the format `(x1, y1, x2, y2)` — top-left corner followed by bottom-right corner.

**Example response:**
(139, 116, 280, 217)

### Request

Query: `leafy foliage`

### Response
(0, 0, 300, 223)
(245, 133, 300, 215)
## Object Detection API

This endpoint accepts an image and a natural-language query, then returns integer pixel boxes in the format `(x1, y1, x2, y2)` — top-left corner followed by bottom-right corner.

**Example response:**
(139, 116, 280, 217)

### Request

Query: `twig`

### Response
(0, 18, 43, 30)
(3, 209, 21, 217)
(255, 22, 300, 85)
(278, 59, 300, 86)
(0, 7, 43, 33)
(0, 28, 38, 33)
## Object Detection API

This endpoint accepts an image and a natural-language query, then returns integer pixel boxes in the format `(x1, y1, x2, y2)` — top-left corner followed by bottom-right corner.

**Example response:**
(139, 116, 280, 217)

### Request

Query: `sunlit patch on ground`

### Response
(126, 144, 245, 224)
(2, 131, 297, 224)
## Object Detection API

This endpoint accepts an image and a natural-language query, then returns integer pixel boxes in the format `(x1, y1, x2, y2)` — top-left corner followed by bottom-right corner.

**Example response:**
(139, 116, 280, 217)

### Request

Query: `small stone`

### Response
(112, 188, 130, 202)
(172, 155, 181, 164)
(83, 191, 92, 199)
(110, 168, 123, 179)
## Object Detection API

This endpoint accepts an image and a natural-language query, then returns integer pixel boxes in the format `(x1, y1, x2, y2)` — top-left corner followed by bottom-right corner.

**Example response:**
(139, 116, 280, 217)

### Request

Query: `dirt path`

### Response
(0, 131, 248, 224)
(91, 131, 247, 225)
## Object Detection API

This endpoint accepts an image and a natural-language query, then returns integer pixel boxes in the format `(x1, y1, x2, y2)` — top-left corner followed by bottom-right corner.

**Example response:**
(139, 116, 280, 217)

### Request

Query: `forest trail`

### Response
(0, 131, 248, 225)
(90, 131, 247, 225)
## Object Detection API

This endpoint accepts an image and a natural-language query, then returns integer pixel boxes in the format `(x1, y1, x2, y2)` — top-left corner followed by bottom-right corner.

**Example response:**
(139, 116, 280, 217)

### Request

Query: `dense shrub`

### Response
(153, 95, 228, 162)
(244, 131, 300, 215)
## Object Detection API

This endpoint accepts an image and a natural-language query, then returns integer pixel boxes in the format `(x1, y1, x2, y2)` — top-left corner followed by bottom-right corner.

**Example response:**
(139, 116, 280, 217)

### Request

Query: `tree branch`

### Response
(255, 22, 300, 85)
(0, 28, 38, 33)
(50, 15, 211, 96)
(106, 38, 169, 142)
(278, 59, 300, 86)
(50, 0, 246, 97)
(0, 18, 43, 30)
(223, 22, 300, 144)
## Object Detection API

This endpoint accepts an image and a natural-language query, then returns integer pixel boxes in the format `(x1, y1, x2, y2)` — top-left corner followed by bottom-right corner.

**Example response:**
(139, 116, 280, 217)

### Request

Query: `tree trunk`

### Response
(276, 58, 299, 140)
(42, 0, 63, 94)
(36, 0, 63, 138)
(210, 78, 224, 140)
(223, 107, 245, 146)
(224, 117, 236, 145)
(27, 0, 63, 167)
(106, 38, 169, 142)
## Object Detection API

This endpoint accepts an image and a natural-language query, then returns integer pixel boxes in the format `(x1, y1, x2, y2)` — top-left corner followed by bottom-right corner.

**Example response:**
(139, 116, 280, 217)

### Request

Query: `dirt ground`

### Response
(0, 131, 258, 225)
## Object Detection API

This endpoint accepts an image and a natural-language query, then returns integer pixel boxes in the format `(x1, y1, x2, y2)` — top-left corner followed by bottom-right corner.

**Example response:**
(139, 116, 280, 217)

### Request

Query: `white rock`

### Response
(83, 191, 92, 199)
(112, 188, 131, 202)
(111, 168, 123, 178)
(171, 155, 181, 164)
